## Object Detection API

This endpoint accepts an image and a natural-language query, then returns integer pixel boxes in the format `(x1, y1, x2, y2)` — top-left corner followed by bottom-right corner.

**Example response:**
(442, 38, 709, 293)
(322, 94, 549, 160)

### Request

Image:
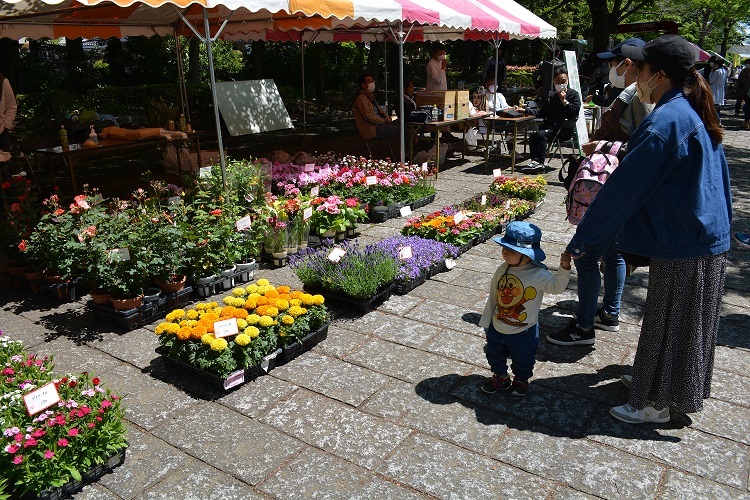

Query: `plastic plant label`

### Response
(481, 195, 487, 205)
(365, 175, 378, 186)
(304, 163, 315, 172)
(199, 166, 211, 178)
(493, 168, 502, 179)
(422, 162, 429, 172)
(223, 369, 245, 390)
(310, 185, 319, 197)
(261, 352, 277, 372)
(214, 318, 239, 338)
(303, 207, 313, 220)
(445, 258, 457, 270)
(167, 196, 181, 206)
(505, 200, 512, 209)
(108, 248, 130, 262)
(398, 246, 413, 260)
(453, 211, 465, 224)
(235, 215, 252, 231)
(23, 382, 61, 416)
(399, 205, 412, 217)
(327, 247, 347, 263)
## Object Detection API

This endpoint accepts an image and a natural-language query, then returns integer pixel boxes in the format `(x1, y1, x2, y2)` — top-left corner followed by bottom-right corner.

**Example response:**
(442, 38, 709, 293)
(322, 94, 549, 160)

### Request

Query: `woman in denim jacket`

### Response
(565, 35, 732, 424)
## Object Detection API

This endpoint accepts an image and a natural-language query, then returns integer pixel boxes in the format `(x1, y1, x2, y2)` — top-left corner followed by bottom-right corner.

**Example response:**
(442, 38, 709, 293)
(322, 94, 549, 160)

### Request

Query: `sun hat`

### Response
(492, 221, 546, 266)
(620, 34, 696, 80)
(597, 38, 646, 60)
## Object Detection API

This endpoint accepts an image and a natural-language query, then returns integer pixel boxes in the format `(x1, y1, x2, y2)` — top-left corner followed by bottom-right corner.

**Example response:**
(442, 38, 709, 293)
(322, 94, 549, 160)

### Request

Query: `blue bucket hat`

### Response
(597, 38, 646, 60)
(492, 221, 546, 267)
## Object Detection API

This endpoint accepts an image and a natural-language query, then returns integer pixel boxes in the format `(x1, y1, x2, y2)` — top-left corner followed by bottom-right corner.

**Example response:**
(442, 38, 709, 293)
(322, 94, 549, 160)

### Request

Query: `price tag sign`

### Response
(167, 196, 182, 206)
(310, 185, 319, 197)
(445, 258, 456, 270)
(199, 166, 211, 178)
(481, 195, 487, 205)
(223, 369, 245, 390)
(108, 248, 131, 262)
(505, 200, 512, 209)
(261, 353, 276, 372)
(421, 162, 429, 172)
(304, 163, 315, 172)
(23, 382, 61, 416)
(492, 168, 502, 179)
(453, 211, 465, 224)
(365, 176, 378, 186)
(303, 207, 313, 220)
(398, 246, 413, 260)
(399, 205, 412, 217)
(214, 318, 239, 338)
(327, 247, 347, 263)
(235, 215, 252, 231)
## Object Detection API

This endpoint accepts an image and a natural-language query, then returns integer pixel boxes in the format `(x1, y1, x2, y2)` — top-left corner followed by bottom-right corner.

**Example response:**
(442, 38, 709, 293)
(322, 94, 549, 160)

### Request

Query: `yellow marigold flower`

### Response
(258, 316, 275, 328)
(209, 301, 219, 308)
(277, 285, 291, 294)
(210, 338, 228, 351)
(213, 306, 223, 316)
(256, 278, 270, 286)
(155, 322, 169, 335)
(165, 311, 178, 322)
(235, 333, 251, 346)
(176, 327, 191, 341)
(185, 320, 198, 328)
(201, 333, 215, 345)
(279, 331, 287, 337)
(301, 294, 315, 306)
(265, 289, 279, 299)
(312, 294, 325, 306)
(179, 319, 188, 327)
(222, 296, 236, 306)
(172, 309, 186, 320)
(290, 299, 302, 307)
(290, 291, 303, 299)
(265, 306, 279, 318)
(281, 315, 294, 325)
(195, 303, 207, 311)
(275, 299, 290, 311)
(166, 323, 180, 334)
(246, 284, 259, 294)
(248, 293, 261, 300)
(232, 287, 247, 297)
(237, 318, 248, 329)
(244, 326, 260, 338)
(186, 310, 199, 320)
(288, 305, 307, 317)
(246, 314, 260, 325)
(244, 298, 258, 310)
(256, 285, 270, 294)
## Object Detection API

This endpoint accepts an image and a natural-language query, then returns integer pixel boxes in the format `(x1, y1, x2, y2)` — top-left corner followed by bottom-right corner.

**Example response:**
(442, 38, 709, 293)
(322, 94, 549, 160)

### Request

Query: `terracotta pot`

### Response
(155, 274, 186, 294)
(23, 269, 44, 282)
(111, 295, 144, 311)
(89, 288, 112, 305)
(6, 263, 25, 276)
(43, 271, 63, 284)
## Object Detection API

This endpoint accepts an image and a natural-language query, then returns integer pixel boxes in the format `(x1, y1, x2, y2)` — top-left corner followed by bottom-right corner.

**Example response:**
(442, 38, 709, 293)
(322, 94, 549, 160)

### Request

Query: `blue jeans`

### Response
(485, 323, 538, 381)
(573, 244, 625, 330)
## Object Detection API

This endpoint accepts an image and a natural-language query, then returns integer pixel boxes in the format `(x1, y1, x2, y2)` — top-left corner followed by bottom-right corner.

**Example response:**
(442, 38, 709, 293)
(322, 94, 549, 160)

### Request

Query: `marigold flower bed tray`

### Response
(156, 347, 282, 391)
(88, 287, 192, 332)
(33, 447, 127, 500)
(277, 321, 331, 365)
(305, 286, 392, 314)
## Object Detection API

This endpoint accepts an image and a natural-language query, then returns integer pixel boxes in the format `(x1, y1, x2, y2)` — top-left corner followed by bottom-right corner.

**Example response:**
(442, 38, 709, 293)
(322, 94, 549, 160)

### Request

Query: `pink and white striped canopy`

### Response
(0, 0, 555, 41)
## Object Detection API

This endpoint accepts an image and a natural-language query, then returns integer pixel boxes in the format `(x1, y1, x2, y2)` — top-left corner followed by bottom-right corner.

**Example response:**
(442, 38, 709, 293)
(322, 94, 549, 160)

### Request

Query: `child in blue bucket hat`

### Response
(479, 221, 572, 396)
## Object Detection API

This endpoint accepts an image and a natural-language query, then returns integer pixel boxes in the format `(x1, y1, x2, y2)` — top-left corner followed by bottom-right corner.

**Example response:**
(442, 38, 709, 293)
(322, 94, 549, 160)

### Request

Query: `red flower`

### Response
(44, 449, 54, 459)
(92, 377, 100, 386)
(32, 429, 45, 438)
(209, 209, 222, 216)
(1, 181, 10, 190)
(87, 422, 96, 429)
(101, 399, 112, 409)
(68, 380, 77, 388)
(12, 455, 22, 465)
(23, 437, 37, 448)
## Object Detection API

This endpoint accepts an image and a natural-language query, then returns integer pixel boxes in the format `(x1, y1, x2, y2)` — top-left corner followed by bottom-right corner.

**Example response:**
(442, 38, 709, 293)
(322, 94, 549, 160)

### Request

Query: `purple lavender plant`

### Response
(370, 236, 458, 283)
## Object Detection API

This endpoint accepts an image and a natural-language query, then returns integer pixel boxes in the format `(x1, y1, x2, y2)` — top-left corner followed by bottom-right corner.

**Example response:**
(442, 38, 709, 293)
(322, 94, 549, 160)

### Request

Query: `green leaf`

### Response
(69, 467, 82, 482)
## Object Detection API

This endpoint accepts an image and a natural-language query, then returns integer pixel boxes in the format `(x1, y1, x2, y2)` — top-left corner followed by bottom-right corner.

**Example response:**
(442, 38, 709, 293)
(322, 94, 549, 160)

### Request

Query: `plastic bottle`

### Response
(519, 96, 525, 108)
(432, 104, 439, 122)
(179, 114, 187, 132)
(59, 125, 68, 148)
(88, 125, 98, 144)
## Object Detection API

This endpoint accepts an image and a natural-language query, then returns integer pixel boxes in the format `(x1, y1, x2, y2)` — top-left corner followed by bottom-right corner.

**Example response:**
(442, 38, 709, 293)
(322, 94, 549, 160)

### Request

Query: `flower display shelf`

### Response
(88, 287, 192, 332)
(391, 273, 427, 295)
(410, 193, 436, 210)
(33, 447, 127, 500)
(277, 321, 331, 365)
(156, 347, 282, 391)
(306, 285, 392, 314)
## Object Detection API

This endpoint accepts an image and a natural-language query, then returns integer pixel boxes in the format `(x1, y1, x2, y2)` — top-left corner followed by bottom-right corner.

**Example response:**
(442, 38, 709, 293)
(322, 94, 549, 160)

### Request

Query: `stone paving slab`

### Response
(371, 315, 442, 348)
(709, 368, 750, 407)
(376, 293, 423, 316)
(93, 328, 161, 370)
(660, 469, 750, 500)
(31, 336, 122, 377)
(312, 323, 370, 359)
(690, 398, 750, 445)
(404, 298, 485, 336)
(219, 374, 299, 419)
(259, 389, 412, 470)
(152, 402, 304, 485)
(420, 327, 487, 367)
(140, 459, 268, 499)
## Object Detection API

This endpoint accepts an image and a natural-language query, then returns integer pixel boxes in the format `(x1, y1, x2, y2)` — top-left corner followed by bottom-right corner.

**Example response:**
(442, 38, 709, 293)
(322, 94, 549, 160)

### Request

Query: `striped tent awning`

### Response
(0, 0, 556, 41)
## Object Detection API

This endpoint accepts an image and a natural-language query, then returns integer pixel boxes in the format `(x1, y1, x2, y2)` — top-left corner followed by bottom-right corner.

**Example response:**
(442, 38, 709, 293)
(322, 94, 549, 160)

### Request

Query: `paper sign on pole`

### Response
(304, 163, 315, 172)
(481, 195, 487, 205)
(445, 258, 456, 270)
(167, 196, 182, 206)
(199, 166, 212, 178)
(303, 207, 313, 220)
(235, 216, 252, 231)
(108, 248, 130, 262)
(365, 176, 378, 186)
(492, 168, 502, 179)
(453, 211, 465, 224)
(310, 186, 319, 197)
(398, 246, 413, 259)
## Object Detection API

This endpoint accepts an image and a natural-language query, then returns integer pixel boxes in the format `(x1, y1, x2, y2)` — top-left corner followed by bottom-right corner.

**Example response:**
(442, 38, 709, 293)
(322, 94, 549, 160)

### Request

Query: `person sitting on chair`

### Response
(526, 67, 581, 171)
(354, 73, 399, 141)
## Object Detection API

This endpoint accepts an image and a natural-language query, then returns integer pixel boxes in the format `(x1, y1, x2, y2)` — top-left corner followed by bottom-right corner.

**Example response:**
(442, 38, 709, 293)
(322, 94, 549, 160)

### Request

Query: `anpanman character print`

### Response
(495, 271, 537, 327)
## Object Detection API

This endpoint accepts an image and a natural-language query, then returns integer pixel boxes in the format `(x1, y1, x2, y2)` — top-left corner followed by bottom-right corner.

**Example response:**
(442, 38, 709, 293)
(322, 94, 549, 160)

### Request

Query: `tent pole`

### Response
(301, 31, 308, 143)
(397, 21, 405, 165)
(203, 8, 227, 185)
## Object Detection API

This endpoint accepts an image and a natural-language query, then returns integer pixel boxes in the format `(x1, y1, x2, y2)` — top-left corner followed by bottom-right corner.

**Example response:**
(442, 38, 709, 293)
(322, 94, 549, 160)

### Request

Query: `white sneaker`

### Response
(609, 403, 670, 424)
(620, 375, 632, 388)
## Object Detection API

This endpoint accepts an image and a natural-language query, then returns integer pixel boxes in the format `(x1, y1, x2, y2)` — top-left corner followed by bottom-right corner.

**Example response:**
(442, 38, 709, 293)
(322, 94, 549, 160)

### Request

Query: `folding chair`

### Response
(363, 137, 395, 160)
(545, 118, 580, 169)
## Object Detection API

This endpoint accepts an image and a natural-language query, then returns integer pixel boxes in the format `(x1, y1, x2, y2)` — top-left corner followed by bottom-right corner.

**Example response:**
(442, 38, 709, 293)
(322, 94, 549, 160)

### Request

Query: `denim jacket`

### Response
(567, 87, 732, 259)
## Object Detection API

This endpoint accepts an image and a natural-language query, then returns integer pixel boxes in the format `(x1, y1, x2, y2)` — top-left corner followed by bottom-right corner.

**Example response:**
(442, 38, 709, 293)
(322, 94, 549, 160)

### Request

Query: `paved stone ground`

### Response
(1, 110, 749, 499)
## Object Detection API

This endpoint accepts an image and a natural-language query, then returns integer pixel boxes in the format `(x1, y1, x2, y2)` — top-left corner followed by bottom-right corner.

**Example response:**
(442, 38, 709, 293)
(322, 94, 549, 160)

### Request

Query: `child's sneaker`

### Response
(593, 308, 620, 332)
(481, 374, 511, 394)
(546, 320, 595, 345)
(509, 378, 529, 397)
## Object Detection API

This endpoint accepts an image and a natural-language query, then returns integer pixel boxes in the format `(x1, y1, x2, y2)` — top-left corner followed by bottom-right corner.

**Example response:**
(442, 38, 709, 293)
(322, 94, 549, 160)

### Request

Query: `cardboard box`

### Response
(456, 100, 471, 119)
(416, 90, 457, 121)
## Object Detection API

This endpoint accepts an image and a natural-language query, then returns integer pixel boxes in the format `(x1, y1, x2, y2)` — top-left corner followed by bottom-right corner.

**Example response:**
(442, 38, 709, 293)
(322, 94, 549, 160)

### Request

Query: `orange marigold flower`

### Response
(277, 293, 292, 301)
(256, 296, 269, 306)
(191, 325, 207, 339)
(264, 289, 279, 299)
(221, 306, 237, 318)
(233, 308, 248, 319)
(256, 305, 270, 316)
(176, 327, 191, 341)
(244, 298, 258, 310)
(290, 291, 303, 299)
(276, 285, 291, 294)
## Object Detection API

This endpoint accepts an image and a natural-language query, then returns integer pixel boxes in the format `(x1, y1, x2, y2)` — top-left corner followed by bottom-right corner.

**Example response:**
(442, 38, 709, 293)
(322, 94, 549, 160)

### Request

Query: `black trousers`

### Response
(529, 127, 573, 163)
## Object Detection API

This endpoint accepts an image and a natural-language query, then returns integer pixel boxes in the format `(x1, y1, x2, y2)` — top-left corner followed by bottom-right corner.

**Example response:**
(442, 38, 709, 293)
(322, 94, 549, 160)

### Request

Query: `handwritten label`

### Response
(505, 200, 512, 209)
(481, 195, 487, 205)
(223, 369, 245, 390)
(199, 166, 211, 178)
(421, 162, 429, 172)
(303, 207, 313, 220)
(399, 205, 412, 217)
(365, 176, 378, 186)
(398, 246, 413, 260)
(304, 163, 315, 172)
(445, 258, 456, 270)
(108, 248, 131, 262)
(235, 215, 252, 231)
(167, 196, 181, 206)
(310, 185, 319, 197)
(493, 168, 502, 179)
(23, 382, 61, 416)
(453, 211, 465, 224)
(327, 247, 347, 263)
(213, 318, 239, 338)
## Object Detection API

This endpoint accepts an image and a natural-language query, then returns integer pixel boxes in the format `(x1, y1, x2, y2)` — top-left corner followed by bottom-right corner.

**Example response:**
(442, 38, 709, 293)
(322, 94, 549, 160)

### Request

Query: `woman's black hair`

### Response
(358, 73, 373, 87)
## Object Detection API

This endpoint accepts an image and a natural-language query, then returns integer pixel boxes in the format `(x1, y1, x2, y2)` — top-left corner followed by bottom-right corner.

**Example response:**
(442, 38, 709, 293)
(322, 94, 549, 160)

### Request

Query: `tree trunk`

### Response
(315, 43, 325, 100)
(720, 24, 732, 56)
(188, 37, 201, 84)
(697, 10, 711, 49)
(248, 40, 265, 80)
(105, 38, 126, 86)
(66, 38, 87, 94)
(0, 38, 20, 90)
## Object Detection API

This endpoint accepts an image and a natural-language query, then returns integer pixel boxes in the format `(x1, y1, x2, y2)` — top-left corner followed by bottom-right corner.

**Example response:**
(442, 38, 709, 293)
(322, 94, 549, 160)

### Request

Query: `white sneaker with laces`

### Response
(609, 403, 670, 424)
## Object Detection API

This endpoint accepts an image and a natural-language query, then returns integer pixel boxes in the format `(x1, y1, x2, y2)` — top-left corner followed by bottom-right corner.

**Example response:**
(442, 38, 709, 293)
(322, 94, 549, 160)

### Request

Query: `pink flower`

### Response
(87, 422, 96, 429)
(1, 368, 13, 376)
(57, 438, 68, 447)
(101, 400, 112, 409)
(32, 429, 45, 438)
(68, 428, 79, 437)
(23, 437, 37, 448)
(44, 449, 54, 459)
(345, 198, 359, 208)
(5, 444, 19, 454)
(12, 455, 23, 465)
(73, 194, 90, 210)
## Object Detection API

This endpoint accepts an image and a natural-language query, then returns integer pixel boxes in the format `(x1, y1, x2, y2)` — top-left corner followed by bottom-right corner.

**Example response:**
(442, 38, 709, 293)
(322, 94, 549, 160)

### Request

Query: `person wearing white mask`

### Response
(526, 67, 581, 170)
(426, 42, 448, 91)
(708, 58, 728, 118)
(353, 73, 399, 141)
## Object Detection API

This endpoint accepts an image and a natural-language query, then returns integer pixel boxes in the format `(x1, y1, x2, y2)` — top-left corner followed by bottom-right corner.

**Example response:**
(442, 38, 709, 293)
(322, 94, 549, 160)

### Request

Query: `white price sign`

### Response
(421, 162, 429, 172)
(223, 369, 245, 390)
(453, 211, 465, 224)
(23, 382, 61, 416)
(445, 258, 456, 270)
(108, 248, 131, 262)
(310, 185, 319, 197)
(235, 215, 252, 231)
(493, 168, 502, 179)
(481, 195, 487, 205)
(505, 200, 512, 209)
(365, 176, 378, 186)
(199, 166, 212, 178)
(398, 246, 413, 260)
(304, 163, 315, 172)
(327, 247, 347, 263)
(167, 196, 181, 206)
(214, 318, 239, 338)
(303, 207, 313, 220)
(399, 205, 412, 217)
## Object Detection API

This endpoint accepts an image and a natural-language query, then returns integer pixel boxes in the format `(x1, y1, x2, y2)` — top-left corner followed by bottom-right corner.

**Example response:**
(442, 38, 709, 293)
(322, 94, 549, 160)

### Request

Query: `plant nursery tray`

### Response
(31, 447, 127, 500)
(391, 273, 427, 295)
(427, 260, 447, 278)
(455, 240, 475, 256)
(40, 277, 87, 302)
(306, 286, 391, 314)
(278, 321, 331, 365)
(88, 287, 192, 332)
(475, 229, 496, 244)
(156, 347, 281, 391)
(409, 193, 436, 210)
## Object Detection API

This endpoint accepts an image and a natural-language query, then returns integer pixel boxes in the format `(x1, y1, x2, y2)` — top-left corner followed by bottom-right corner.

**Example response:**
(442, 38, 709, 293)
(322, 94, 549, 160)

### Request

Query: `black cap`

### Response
(597, 38, 646, 60)
(620, 34, 697, 80)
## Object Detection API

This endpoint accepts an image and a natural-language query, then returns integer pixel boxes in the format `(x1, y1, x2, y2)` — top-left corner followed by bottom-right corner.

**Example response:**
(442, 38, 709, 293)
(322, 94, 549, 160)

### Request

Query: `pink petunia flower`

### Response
(12, 455, 23, 465)
(68, 428, 79, 437)
(57, 438, 68, 447)
(44, 449, 54, 459)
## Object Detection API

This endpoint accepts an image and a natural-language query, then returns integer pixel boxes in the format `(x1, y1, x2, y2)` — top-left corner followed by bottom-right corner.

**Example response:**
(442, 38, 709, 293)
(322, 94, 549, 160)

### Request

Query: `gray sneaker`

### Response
(620, 375, 632, 388)
(610, 403, 670, 424)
